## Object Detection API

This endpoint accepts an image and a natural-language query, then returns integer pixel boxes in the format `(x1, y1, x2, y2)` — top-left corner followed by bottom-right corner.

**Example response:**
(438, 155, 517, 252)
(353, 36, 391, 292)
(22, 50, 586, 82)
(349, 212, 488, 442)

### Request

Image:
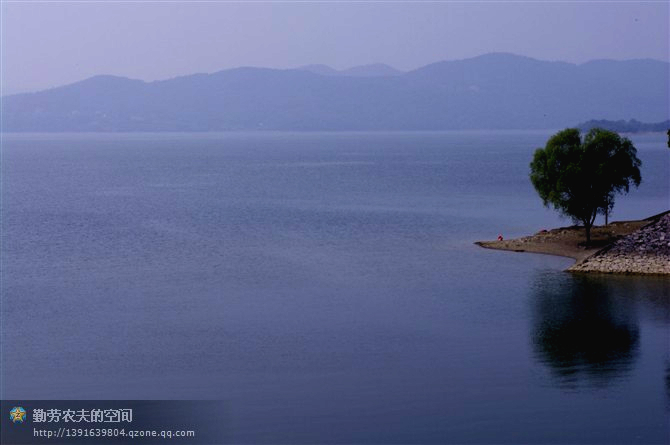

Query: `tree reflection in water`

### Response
(531, 272, 640, 388)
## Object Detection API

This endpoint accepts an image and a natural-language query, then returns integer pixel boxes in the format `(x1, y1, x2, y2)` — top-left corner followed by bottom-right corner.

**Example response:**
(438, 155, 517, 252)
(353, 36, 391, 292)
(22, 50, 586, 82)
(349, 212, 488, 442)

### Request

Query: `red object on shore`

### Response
(497, 234, 504, 241)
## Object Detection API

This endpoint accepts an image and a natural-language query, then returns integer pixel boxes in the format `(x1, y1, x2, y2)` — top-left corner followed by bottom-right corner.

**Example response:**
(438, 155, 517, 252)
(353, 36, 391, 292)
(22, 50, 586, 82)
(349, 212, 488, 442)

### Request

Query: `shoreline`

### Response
(475, 211, 670, 275)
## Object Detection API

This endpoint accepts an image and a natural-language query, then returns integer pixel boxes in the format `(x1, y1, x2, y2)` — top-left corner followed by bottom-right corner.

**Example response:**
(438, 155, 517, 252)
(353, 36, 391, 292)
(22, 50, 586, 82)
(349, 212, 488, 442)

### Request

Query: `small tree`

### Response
(530, 128, 641, 244)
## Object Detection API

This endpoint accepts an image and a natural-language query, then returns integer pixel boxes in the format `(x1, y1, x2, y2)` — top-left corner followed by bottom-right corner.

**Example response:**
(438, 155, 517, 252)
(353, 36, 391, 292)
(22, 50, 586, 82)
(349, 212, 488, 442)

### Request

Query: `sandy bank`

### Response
(475, 211, 670, 275)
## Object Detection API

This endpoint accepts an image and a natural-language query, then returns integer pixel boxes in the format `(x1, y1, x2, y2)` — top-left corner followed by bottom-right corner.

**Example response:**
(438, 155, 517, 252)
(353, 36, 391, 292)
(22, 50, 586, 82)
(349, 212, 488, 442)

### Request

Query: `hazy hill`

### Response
(297, 63, 403, 77)
(296, 64, 342, 76)
(577, 119, 670, 133)
(3, 53, 668, 131)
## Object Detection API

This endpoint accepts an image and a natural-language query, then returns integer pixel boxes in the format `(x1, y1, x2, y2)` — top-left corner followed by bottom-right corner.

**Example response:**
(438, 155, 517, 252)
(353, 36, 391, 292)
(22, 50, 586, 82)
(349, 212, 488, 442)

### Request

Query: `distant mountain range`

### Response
(3, 53, 668, 132)
(297, 63, 403, 77)
(577, 118, 669, 133)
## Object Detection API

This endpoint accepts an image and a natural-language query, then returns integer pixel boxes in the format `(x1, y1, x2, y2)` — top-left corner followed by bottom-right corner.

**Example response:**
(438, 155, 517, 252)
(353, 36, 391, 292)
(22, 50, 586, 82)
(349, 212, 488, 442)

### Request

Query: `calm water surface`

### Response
(2, 131, 669, 443)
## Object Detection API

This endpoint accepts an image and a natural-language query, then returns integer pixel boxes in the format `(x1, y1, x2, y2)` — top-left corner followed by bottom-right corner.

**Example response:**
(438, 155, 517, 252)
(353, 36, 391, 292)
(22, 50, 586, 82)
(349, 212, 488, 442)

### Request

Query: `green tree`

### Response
(530, 128, 641, 244)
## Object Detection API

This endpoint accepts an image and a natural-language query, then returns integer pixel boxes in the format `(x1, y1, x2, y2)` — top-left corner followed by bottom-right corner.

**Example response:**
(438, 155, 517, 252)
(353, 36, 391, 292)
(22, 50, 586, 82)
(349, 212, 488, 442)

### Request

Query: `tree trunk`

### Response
(585, 224, 591, 245)
(583, 211, 597, 245)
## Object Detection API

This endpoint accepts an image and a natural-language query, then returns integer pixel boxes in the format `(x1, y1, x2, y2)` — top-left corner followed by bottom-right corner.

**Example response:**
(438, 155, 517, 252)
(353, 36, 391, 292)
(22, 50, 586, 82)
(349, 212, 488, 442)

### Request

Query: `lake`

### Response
(1, 131, 668, 443)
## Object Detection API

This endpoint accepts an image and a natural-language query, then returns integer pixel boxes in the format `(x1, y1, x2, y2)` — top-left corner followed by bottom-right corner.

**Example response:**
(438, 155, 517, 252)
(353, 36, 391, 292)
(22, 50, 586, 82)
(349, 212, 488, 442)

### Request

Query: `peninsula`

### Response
(475, 211, 670, 275)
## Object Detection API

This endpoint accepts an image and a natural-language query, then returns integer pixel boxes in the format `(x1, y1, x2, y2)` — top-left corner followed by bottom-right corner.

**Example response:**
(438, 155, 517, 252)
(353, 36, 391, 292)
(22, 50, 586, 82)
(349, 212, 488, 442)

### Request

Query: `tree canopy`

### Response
(530, 128, 641, 243)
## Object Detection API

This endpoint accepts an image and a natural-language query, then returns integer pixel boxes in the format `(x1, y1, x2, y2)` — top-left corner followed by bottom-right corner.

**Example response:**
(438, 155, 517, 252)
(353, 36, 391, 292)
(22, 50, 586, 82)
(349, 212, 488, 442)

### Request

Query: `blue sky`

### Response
(2, 1, 668, 94)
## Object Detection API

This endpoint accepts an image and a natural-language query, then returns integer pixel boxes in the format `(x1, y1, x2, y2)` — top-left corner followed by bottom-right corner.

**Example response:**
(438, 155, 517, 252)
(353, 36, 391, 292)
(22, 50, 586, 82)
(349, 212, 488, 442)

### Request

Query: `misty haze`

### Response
(1, 2, 669, 445)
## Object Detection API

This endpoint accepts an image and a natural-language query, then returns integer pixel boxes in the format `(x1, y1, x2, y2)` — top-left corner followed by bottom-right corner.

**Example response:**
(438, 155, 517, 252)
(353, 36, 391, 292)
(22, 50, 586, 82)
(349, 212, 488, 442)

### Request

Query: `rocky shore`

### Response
(476, 211, 670, 275)
(569, 213, 670, 274)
